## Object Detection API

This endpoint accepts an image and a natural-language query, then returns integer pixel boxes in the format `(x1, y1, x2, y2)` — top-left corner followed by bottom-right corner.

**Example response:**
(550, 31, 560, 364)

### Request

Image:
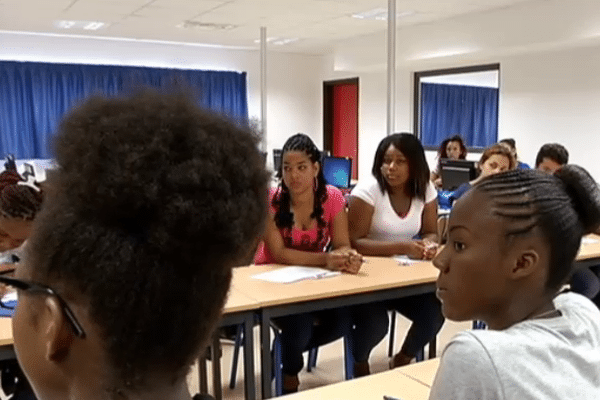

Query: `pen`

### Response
(383, 396, 402, 400)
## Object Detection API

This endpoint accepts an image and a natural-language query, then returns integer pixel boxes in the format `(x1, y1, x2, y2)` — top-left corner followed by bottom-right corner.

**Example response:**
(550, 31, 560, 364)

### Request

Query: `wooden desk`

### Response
(233, 257, 439, 398)
(280, 370, 430, 400)
(398, 359, 440, 388)
(232, 257, 438, 308)
(0, 317, 14, 361)
(576, 234, 600, 267)
(0, 317, 12, 346)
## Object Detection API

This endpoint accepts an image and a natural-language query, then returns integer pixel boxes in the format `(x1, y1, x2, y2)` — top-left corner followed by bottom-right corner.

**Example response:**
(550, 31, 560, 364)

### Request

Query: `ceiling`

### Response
(0, 0, 544, 54)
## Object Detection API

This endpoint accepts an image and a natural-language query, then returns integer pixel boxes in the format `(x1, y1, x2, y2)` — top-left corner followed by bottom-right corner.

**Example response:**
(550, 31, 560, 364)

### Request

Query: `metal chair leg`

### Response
(387, 311, 396, 357)
(228, 324, 244, 389)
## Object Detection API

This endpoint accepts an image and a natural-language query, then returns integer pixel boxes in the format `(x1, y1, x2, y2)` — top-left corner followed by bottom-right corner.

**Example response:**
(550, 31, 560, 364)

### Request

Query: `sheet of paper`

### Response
(1, 292, 16, 302)
(251, 266, 341, 284)
(393, 255, 420, 266)
(582, 237, 599, 245)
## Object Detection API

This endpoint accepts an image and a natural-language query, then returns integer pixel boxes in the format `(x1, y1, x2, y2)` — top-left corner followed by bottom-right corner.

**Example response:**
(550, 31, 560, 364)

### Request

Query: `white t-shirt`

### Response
(350, 178, 437, 242)
(429, 292, 600, 400)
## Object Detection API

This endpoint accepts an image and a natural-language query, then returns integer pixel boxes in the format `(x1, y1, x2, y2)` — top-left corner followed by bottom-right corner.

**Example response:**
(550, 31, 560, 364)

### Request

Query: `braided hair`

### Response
(474, 166, 600, 291)
(0, 167, 43, 221)
(273, 133, 328, 249)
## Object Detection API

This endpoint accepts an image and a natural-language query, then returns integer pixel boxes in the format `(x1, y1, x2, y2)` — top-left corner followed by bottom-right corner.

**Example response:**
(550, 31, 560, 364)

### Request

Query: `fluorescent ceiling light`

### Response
(83, 22, 105, 31)
(352, 8, 415, 20)
(253, 37, 299, 45)
(54, 20, 107, 30)
(177, 21, 237, 30)
(408, 47, 478, 60)
(55, 20, 76, 29)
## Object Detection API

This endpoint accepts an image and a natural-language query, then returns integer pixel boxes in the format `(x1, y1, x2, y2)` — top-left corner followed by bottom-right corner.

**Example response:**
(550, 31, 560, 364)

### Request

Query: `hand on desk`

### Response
(406, 240, 438, 261)
(327, 249, 363, 274)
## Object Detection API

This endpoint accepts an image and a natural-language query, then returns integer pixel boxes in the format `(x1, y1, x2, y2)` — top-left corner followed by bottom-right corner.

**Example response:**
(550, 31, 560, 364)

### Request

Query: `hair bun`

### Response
(554, 165, 600, 233)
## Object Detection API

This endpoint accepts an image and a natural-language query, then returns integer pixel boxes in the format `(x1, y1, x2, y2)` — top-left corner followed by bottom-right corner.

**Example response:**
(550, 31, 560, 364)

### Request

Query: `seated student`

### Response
(429, 166, 600, 399)
(7, 90, 269, 400)
(499, 138, 530, 169)
(348, 133, 444, 368)
(255, 133, 387, 392)
(0, 164, 43, 400)
(451, 143, 516, 203)
(534, 144, 600, 303)
(535, 143, 569, 173)
(430, 135, 467, 189)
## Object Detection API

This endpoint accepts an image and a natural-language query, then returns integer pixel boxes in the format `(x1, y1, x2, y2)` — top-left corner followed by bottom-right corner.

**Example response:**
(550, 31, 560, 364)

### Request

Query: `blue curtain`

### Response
(420, 82, 498, 148)
(0, 61, 248, 159)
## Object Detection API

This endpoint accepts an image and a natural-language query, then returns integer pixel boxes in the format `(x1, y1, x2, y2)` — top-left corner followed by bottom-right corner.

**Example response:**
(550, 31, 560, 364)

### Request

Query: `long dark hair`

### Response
(372, 133, 430, 200)
(438, 135, 467, 159)
(273, 133, 328, 248)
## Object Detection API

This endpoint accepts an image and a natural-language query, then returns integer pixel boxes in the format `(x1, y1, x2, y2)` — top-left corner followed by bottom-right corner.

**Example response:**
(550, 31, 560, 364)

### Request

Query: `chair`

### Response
(229, 323, 355, 396)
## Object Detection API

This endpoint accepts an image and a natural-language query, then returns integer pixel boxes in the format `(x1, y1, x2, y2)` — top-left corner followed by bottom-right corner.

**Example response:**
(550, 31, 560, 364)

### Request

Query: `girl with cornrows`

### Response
(255, 133, 388, 393)
(0, 162, 43, 400)
(0, 164, 43, 254)
(430, 166, 600, 399)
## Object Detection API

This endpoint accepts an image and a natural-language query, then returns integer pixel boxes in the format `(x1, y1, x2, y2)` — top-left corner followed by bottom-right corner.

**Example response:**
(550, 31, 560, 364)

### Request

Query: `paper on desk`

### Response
(393, 255, 420, 266)
(251, 266, 341, 284)
(582, 237, 599, 245)
(1, 291, 16, 302)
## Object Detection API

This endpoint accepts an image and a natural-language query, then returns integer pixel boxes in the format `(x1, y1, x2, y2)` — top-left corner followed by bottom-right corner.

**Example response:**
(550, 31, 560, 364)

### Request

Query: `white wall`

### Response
(0, 32, 326, 167)
(499, 45, 600, 179)
(326, 45, 600, 182)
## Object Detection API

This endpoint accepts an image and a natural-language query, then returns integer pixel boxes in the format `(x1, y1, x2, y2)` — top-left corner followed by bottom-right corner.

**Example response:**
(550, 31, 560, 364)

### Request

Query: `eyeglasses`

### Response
(0, 270, 86, 338)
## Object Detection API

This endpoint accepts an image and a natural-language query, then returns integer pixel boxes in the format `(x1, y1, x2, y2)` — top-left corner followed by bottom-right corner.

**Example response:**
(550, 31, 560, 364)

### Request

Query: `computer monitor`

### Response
(440, 158, 477, 191)
(322, 156, 352, 189)
(273, 149, 282, 175)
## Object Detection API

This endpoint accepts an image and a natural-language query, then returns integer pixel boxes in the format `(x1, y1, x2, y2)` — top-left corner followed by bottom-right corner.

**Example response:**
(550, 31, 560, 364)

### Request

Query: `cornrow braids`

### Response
(0, 170, 43, 220)
(273, 133, 328, 248)
(475, 166, 600, 291)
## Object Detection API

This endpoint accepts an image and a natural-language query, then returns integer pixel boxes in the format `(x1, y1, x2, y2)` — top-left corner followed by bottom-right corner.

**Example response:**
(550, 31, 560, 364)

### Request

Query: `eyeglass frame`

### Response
(0, 271, 86, 338)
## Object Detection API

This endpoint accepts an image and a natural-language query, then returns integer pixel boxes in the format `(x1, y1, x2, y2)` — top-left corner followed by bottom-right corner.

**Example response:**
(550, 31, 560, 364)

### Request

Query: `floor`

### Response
(187, 315, 471, 399)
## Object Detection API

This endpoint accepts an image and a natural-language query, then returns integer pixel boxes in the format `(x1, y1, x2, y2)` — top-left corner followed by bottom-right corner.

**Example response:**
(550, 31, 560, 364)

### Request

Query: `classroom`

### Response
(1, 1, 600, 400)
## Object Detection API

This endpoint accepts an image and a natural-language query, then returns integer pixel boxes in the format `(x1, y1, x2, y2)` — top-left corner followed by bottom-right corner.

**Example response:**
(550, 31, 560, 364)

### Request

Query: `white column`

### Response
(386, 0, 396, 136)
(260, 27, 267, 151)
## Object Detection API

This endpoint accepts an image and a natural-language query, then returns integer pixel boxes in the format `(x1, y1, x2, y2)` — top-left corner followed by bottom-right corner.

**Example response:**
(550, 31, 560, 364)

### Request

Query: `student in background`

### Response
(0, 164, 43, 400)
(348, 133, 444, 368)
(535, 143, 569, 173)
(0, 167, 43, 253)
(256, 133, 387, 392)
(534, 144, 600, 304)
(8, 91, 269, 400)
(451, 143, 516, 204)
(430, 166, 600, 399)
(430, 135, 468, 189)
(499, 138, 530, 169)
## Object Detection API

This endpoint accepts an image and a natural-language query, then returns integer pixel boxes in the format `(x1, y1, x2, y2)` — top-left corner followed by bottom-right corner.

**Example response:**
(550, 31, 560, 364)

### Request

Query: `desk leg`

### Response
(243, 315, 256, 400)
(428, 337, 436, 359)
(211, 335, 223, 400)
(199, 356, 208, 394)
(261, 311, 272, 399)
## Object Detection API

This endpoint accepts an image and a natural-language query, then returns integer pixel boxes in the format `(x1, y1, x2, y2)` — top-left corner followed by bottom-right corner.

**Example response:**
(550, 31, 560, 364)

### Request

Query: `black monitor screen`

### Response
(273, 149, 282, 175)
(322, 156, 352, 188)
(440, 159, 477, 191)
